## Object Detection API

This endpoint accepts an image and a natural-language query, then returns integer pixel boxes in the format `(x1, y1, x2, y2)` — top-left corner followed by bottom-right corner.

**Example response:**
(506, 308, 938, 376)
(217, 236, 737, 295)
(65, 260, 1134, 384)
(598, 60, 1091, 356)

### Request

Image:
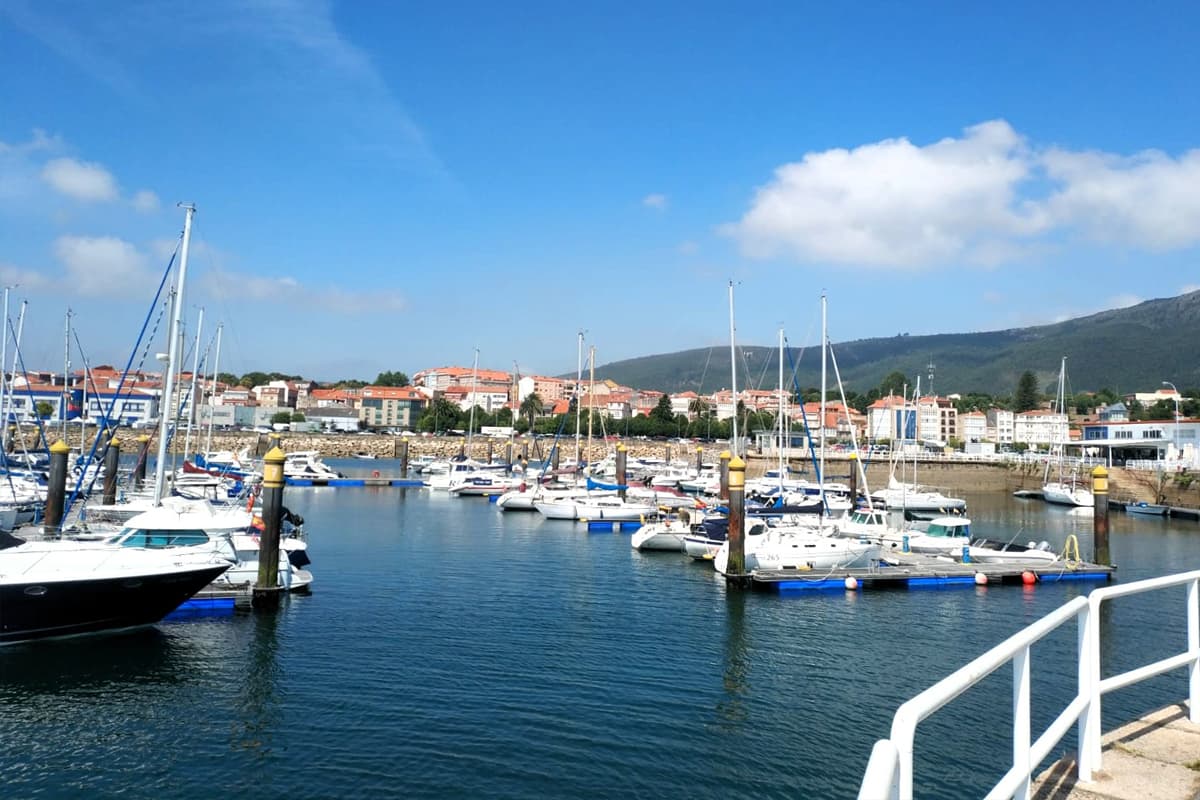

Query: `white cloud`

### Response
(131, 189, 160, 213)
(1044, 148, 1200, 250)
(41, 157, 119, 202)
(53, 235, 152, 294)
(724, 120, 1200, 269)
(642, 193, 668, 210)
(0, 262, 52, 291)
(194, 258, 405, 315)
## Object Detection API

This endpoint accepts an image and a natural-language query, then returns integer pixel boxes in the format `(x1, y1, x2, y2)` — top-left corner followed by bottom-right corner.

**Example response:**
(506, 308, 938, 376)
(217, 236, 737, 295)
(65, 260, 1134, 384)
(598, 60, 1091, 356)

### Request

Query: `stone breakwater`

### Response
(15, 428, 1200, 505)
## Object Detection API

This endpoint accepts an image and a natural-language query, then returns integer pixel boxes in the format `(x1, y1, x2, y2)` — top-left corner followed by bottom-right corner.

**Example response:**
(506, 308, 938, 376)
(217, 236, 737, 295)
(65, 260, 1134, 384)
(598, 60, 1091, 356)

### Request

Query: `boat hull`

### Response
(0, 563, 230, 645)
(1042, 483, 1094, 507)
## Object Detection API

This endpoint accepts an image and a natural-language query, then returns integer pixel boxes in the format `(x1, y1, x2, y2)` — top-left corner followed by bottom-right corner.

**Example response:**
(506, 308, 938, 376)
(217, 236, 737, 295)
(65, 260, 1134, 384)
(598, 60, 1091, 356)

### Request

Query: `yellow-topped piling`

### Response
(1093, 465, 1110, 566)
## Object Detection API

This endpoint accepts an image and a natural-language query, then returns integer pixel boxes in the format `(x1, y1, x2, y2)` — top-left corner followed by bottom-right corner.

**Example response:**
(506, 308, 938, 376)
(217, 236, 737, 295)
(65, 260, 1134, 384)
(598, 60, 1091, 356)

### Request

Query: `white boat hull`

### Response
(1042, 483, 1094, 507)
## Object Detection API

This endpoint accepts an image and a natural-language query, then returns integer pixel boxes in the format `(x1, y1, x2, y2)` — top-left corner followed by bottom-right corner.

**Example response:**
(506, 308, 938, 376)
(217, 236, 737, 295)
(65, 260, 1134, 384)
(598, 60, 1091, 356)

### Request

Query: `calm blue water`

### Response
(3, 459, 1198, 799)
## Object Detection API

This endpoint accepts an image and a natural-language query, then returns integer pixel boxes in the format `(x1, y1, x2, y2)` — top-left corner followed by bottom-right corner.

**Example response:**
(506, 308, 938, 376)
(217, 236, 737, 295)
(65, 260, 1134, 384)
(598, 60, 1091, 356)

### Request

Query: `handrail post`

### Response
(1083, 597, 1104, 775)
(1189, 578, 1200, 724)
(1077, 604, 1095, 782)
(894, 720, 915, 800)
(1014, 646, 1032, 800)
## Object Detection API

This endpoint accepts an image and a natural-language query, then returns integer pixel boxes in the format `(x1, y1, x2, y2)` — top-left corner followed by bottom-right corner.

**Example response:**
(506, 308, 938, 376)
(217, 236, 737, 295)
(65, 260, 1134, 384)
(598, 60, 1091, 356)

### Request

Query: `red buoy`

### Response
(1022, 571, 1037, 586)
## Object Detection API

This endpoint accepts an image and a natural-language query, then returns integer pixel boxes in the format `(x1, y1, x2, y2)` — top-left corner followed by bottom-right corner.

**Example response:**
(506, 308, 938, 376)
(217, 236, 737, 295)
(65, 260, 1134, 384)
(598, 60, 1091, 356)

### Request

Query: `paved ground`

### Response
(1032, 703, 1200, 800)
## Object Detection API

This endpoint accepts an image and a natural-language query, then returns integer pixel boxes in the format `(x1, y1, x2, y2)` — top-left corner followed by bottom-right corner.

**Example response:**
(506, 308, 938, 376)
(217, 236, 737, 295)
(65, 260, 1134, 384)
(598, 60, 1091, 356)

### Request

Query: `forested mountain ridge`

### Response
(582, 291, 1200, 396)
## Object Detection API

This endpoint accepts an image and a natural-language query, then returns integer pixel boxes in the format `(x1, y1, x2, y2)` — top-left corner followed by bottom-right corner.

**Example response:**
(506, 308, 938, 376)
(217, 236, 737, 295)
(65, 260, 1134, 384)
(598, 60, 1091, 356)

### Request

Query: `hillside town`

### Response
(8, 361, 1197, 467)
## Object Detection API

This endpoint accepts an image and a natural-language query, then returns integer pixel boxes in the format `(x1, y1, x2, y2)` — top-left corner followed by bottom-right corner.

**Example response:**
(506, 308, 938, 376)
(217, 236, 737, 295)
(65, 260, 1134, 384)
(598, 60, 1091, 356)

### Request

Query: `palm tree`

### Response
(519, 392, 544, 430)
(688, 397, 709, 420)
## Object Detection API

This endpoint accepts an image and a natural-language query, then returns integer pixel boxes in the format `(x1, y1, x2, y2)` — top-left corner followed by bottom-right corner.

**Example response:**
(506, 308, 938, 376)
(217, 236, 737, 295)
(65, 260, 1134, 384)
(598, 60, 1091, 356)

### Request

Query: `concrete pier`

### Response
(1031, 703, 1200, 799)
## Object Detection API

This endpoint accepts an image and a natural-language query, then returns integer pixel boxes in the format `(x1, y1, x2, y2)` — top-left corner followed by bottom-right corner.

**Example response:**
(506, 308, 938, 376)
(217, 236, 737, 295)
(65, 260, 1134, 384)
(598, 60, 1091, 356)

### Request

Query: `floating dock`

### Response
(285, 477, 425, 488)
(752, 551, 1114, 593)
(167, 582, 253, 618)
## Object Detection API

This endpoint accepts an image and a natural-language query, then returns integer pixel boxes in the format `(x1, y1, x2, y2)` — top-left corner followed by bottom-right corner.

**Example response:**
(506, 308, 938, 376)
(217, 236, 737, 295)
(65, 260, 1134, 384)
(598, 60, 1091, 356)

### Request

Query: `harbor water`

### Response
(2, 459, 1197, 799)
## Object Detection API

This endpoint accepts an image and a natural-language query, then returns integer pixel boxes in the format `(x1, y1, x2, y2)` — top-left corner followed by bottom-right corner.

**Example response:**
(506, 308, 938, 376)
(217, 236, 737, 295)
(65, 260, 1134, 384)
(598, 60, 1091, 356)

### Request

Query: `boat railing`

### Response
(857, 569, 1200, 800)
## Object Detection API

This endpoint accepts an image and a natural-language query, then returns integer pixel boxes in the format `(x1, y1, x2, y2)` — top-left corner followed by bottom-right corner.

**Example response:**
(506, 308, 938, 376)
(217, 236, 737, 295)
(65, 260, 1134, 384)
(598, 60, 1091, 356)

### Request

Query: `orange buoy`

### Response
(1022, 571, 1037, 585)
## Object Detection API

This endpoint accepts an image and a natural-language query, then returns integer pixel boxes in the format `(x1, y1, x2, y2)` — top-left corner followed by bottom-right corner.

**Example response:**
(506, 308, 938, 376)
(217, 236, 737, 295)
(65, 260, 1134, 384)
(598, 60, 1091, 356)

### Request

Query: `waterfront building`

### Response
(442, 385, 509, 414)
(1013, 409, 1068, 448)
(1080, 418, 1200, 465)
(959, 411, 987, 443)
(986, 408, 1015, 445)
(866, 396, 916, 442)
(516, 375, 565, 405)
(359, 386, 428, 429)
(414, 366, 511, 392)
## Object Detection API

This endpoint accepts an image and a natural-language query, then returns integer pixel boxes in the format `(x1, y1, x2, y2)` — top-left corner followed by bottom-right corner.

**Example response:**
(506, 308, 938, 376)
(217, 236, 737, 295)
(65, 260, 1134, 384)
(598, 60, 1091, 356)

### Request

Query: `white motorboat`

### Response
(449, 474, 523, 497)
(630, 511, 700, 551)
(879, 516, 972, 555)
(427, 458, 507, 490)
(0, 530, 231, 644)
(1126, 501, 1169, 517)
(967, 538, 1059, 565)
(535, 496, 658, 521)
(284, 451, 343, 481)
(713, 523, 879, 575)
(92, 499, 313, 592)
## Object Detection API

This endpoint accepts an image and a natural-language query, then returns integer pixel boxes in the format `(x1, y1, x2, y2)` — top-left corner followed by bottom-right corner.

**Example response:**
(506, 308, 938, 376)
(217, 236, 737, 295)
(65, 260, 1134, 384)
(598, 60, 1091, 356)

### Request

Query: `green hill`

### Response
(583, 291, 1200, 396)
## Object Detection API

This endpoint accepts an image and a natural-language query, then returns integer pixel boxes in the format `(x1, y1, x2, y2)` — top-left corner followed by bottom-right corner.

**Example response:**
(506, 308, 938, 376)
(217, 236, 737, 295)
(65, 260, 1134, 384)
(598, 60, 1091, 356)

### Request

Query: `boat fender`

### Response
(372, 470, 380, 478)
(974, 572, 988, 586)
(844, 576, 858, 590)
(1021, 571, 1037, 586)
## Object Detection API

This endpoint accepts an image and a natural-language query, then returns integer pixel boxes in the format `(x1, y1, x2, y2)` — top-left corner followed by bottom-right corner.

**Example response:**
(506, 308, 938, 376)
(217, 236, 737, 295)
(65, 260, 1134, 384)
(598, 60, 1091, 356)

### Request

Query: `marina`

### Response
(2, 457, 1197, 798)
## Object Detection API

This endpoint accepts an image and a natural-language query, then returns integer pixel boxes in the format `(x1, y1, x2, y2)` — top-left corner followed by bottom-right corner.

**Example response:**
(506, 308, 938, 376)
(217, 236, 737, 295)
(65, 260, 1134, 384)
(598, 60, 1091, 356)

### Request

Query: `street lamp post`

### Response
(1163, 381, 1180, 463)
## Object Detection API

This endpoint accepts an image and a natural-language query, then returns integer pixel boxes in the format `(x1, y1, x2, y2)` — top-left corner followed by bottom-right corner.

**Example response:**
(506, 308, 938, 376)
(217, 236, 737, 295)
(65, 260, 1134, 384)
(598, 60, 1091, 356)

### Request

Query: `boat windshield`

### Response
(850, 511, 885, 526)
(926, 522, 969, 539)
(113, 528, 212, 548)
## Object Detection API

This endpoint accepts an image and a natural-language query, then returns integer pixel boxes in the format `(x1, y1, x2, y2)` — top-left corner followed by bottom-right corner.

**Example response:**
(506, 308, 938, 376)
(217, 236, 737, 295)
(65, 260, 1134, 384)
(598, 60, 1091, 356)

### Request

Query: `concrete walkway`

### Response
(1032, 703, 1200, 800)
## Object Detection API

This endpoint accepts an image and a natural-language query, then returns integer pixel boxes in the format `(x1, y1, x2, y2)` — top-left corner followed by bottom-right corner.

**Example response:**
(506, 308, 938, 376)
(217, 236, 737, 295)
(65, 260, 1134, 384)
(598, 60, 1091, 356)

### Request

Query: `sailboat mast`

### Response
(0, 287, 8, 455)
(467, 347, 479, 456)
(587, 345, 595, 472)
(153, 203, 195, 506)
(62, 308, 71, 439)
(204, 324, 222, 460)
(183, 306, 204, 459)
(575, 331, 583, 467)
(729, 281, 738, 457)
(778, 326, 785, 493)
(818, 293, 827, 509)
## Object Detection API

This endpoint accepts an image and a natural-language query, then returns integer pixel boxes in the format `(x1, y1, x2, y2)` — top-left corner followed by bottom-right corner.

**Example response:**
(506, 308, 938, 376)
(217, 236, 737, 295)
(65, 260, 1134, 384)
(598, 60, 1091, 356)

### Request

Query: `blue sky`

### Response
(2, 1, 1198, 383)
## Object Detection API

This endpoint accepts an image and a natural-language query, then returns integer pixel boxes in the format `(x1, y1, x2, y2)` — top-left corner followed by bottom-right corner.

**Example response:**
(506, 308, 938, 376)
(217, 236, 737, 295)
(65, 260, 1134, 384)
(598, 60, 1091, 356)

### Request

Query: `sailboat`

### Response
(1042, 357, 1093, 507)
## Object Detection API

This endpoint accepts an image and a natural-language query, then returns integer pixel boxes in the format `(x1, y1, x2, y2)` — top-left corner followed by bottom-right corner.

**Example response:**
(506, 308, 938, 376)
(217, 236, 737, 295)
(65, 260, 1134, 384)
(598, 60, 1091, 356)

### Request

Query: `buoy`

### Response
(372, 470, 380, 478)
(974, 572, 988, 586)
(844, 576, 859, 590)
(1022, 571, 1037, 585)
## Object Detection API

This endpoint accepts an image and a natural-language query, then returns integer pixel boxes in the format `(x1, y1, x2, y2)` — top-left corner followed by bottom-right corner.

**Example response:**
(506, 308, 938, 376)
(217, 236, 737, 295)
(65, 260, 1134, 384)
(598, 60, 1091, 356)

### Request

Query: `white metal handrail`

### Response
(857, 570, 1200, 800)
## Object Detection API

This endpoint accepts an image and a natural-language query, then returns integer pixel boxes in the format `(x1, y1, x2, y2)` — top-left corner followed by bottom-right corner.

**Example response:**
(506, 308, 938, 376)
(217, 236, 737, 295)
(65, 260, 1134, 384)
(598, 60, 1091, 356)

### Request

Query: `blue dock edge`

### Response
(770, 570, 1113, 593)
(166, 596, 236, 619)
(586, 520, 643, 533)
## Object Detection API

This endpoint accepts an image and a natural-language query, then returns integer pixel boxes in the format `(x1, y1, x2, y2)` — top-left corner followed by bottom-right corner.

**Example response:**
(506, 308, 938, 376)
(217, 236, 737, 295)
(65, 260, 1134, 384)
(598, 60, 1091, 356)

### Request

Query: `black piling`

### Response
(134, 434, 151, 489)
(44, 439, 70, 535)
(726, 455, 751, 588)
(848, 451, 859, 506)
(102, 436, 120, 505)
(1093, 466, 1111, 566)
(253, 446, 286, 610)
(616, 444, 628, 500)
(398, 438, 409, 477)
